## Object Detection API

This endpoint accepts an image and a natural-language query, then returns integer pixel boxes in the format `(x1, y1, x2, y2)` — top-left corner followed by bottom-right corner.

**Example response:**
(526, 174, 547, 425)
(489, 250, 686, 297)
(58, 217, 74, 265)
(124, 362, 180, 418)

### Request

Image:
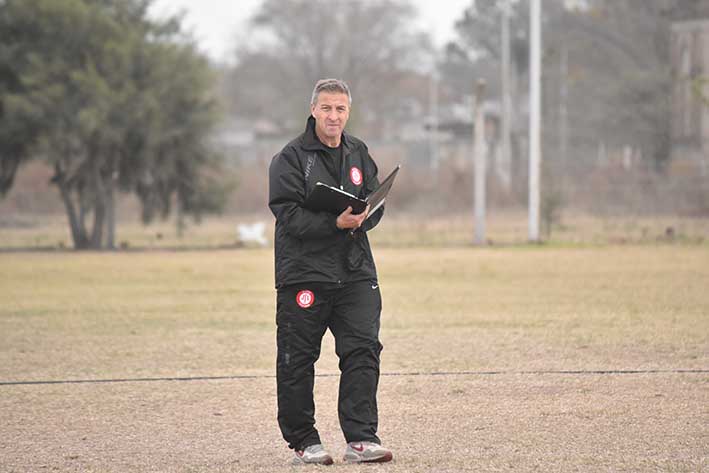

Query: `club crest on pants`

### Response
(296, 290, 314, 309)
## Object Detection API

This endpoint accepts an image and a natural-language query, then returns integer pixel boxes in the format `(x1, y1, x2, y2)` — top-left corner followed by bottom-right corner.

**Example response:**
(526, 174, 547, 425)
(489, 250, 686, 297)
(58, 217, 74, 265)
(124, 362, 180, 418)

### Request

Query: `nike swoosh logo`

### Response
(352, 444, 365, 452)
(371, 285, 378, 289)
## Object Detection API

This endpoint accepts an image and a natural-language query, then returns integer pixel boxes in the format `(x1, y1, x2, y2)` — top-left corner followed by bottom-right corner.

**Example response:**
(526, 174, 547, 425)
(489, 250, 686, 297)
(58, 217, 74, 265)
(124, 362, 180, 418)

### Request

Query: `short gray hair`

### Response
(310, 78, 352, 106)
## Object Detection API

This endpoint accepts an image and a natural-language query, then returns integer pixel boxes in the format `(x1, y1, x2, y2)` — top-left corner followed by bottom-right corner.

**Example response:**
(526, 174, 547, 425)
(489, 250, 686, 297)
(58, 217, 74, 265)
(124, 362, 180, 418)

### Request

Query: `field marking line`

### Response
(1, 369, 707, 387)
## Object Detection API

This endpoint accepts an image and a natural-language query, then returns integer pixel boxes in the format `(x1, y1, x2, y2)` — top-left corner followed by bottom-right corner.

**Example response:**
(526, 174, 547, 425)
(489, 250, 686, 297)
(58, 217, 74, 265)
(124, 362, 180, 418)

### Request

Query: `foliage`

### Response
(0, 0, 226, 249)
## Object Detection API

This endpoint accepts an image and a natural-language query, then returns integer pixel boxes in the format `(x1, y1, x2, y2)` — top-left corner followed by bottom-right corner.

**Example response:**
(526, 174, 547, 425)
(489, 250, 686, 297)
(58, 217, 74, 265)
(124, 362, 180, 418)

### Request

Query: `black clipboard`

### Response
(303, 165, 400, 217)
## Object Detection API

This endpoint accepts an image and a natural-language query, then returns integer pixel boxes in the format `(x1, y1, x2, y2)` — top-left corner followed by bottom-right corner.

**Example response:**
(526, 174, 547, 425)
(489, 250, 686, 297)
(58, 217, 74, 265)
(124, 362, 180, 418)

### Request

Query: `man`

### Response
(268, 79, 393, 465)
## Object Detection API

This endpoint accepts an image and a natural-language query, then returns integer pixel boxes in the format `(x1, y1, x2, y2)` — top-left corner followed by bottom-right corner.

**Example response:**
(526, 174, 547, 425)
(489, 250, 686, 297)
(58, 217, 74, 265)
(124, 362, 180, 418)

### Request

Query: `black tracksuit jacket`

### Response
(268, 116, 383, 288)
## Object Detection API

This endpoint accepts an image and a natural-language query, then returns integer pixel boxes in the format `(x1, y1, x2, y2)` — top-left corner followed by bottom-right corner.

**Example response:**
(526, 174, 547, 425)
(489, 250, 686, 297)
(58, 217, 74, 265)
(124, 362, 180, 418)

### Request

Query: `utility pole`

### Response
(559, 45, 569, 193)
(473, 79, 487, 245)
(429, 56, 439, 173)
(528, 0, 542, 242)
(500, 0, 512, 190)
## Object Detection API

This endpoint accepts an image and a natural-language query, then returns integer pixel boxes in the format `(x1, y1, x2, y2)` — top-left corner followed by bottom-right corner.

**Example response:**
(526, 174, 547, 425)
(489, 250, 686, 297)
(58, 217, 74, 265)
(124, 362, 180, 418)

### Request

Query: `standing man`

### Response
(268, 79, 393, 465)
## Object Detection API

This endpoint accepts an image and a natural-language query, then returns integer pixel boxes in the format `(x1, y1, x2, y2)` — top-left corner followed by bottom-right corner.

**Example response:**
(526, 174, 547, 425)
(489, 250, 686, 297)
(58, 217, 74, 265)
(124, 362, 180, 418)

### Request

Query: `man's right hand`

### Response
(336, 205, 370, 230)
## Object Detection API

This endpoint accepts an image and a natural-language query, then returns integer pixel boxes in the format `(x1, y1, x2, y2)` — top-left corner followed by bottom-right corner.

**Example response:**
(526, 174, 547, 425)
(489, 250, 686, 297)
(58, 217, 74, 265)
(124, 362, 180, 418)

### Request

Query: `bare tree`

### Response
(225, 0, 430, 136)
(445, 0, 697, 171)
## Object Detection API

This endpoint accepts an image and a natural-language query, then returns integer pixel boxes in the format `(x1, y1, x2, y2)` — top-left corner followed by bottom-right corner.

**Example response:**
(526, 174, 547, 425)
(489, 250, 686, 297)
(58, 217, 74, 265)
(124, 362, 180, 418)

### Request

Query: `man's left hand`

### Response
(336, 205, 370, 230)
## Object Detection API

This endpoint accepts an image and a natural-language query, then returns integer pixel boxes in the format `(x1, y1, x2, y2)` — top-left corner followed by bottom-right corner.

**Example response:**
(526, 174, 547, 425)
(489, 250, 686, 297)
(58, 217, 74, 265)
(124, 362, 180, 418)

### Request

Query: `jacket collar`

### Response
(302, 115, 352, 154)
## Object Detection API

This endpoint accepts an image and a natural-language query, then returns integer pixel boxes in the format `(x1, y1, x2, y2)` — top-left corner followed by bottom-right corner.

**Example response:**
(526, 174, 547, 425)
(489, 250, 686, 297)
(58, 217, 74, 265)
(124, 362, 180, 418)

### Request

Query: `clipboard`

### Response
(303, 165, 401, 218)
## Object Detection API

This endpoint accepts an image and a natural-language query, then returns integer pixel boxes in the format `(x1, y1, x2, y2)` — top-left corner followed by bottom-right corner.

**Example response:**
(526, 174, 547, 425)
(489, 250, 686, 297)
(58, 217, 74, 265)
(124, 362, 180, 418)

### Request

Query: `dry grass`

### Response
(1, 246, 708, 471)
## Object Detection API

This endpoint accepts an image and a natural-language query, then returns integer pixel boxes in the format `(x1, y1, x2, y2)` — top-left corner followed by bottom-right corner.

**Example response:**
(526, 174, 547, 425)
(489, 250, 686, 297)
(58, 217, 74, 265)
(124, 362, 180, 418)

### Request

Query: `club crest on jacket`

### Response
(350, 166, 362, 186)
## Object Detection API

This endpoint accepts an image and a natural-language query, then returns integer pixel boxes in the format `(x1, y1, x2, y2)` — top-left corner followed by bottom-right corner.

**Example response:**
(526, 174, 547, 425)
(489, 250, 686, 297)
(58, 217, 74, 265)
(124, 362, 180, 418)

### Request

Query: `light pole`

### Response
(500, 0, 512, 190)
(473, 79, 487, 245)
(528, 0, 542, 242)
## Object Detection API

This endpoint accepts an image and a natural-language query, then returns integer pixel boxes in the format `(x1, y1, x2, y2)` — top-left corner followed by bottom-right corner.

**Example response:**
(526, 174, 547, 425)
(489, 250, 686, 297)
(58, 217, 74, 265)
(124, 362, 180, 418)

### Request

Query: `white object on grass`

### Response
(237, 222, 267, 247)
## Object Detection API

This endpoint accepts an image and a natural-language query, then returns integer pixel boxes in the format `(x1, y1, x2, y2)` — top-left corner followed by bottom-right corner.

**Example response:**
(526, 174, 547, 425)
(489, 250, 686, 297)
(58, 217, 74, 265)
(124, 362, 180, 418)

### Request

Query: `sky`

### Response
(149, 0, 473, 63)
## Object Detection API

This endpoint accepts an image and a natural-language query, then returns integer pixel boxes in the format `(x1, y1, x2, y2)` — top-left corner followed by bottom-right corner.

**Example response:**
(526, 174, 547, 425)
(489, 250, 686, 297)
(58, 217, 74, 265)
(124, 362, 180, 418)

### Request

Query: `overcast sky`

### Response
(150, 0, 472, 63)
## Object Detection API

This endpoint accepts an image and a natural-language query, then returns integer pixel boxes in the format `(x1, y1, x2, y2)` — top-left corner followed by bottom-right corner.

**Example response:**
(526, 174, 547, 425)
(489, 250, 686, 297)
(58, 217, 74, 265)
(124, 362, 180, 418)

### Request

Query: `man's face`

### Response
(310, 92, 350, 144)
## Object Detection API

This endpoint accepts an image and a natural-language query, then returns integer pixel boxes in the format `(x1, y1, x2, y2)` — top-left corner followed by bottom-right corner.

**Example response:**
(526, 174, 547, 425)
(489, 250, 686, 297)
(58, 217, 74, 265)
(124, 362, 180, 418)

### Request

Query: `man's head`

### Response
(310, 78, 351, 147)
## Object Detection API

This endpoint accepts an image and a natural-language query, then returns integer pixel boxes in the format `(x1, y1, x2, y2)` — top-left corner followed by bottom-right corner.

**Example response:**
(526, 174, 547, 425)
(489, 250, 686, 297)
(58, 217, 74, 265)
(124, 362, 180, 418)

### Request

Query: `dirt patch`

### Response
(1, 373, 706, 472)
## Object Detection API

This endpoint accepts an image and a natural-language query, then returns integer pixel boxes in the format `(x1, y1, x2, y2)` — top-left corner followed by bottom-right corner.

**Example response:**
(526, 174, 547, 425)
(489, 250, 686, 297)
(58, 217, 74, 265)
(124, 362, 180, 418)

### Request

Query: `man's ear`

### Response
(310, 103, 316, 115)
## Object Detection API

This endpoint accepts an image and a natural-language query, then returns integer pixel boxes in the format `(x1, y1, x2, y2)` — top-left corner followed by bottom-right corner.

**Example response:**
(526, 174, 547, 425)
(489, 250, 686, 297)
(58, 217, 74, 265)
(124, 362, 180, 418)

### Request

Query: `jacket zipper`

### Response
(339, 144, 347, 286)
(340, 145, 346, 190)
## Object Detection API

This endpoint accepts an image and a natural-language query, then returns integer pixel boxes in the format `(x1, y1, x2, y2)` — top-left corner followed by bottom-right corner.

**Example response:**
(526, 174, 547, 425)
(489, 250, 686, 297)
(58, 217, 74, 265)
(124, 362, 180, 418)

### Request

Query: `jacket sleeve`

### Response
(269, 148, 340, 239)
(361, 146, 384, 233)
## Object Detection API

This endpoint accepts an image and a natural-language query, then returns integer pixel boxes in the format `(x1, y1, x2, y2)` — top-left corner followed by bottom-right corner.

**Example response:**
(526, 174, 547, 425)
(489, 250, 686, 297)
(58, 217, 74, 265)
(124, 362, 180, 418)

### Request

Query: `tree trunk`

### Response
(79, 190, 88, 235)
(54, 163, 89, 250)
(176, 199, 185, 238)
(106, 176, 116, 249)
(90, 168, 106, 249)
(90, 201, 105, 249)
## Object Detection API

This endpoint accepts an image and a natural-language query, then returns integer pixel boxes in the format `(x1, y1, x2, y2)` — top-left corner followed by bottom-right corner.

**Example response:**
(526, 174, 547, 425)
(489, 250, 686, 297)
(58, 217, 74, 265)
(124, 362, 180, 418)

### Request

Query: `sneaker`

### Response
(292, 444, 334, 465)
(343, 441, 393, 463)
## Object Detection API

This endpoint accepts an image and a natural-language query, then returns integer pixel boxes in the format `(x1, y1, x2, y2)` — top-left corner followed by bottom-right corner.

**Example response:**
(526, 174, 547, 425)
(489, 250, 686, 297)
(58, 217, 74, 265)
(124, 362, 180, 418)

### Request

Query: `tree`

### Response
(0, 0, 226, 249)
(445, 0, 692, 172)
(224, 0, 431, 136)
(132, 40, 230, 232)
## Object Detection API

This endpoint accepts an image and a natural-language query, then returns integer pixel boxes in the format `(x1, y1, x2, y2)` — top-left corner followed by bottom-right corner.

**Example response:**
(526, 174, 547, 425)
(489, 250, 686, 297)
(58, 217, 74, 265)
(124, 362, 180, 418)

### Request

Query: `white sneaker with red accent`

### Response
(292, 444, 334, 465)
(343, 441, 393, 463)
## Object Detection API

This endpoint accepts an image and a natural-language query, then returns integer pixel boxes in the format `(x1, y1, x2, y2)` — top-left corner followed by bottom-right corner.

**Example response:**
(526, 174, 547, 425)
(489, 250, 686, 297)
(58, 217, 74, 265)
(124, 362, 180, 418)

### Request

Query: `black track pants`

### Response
(276, 280, 383, 450)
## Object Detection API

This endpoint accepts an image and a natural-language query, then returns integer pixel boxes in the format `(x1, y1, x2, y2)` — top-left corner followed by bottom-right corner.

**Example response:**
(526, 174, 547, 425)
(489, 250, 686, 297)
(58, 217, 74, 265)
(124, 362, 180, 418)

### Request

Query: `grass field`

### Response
(1, 246, 708, 472)
(2, 212, 709, 249)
